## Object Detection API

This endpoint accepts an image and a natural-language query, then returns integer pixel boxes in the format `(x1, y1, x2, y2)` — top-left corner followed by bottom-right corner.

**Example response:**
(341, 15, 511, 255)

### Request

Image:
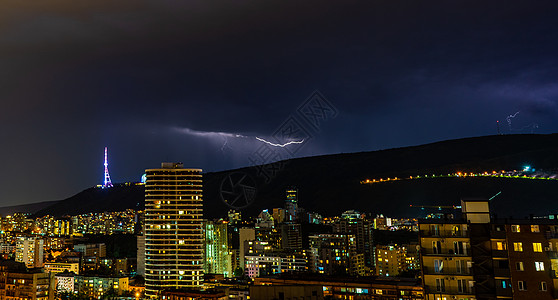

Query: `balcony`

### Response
(423, 266, 472, 276)
(491, 250, 508, 258)
(495, 287, 513, 297)
(490, 231, 506, 239)
(421, 230, 470, 238)
(424, 286, 475, 295)
(422, 248, 472, 257)
(493, 268, 511, 277)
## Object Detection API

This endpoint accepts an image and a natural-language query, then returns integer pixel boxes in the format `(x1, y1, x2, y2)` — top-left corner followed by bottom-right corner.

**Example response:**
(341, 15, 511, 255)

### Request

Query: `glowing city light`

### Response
(361, 168, 558, 185)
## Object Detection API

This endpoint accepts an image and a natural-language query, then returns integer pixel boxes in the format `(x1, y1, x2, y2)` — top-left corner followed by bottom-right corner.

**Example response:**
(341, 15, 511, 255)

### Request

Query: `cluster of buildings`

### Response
(1, 209, 138, 237)
(135, 163, 423, 299)
(0, 162, 557, 299)
(0, 239, 134, 299)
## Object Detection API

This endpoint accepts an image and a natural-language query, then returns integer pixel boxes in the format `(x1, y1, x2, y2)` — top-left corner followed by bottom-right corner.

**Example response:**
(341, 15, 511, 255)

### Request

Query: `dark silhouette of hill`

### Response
(33, 184, 144, 217)
(203, 134, 558, 218)
(21, 134, 558, 218)
(0, 200, 60, 216)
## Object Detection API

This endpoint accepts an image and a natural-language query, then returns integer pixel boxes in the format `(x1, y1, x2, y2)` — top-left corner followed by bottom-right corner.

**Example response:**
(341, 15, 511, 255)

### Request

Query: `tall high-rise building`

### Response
(285, 188, 298, 223)
(204, 220, 231, 277)
(144, 163, 204, 298)
(333, 213, 374, 269)
(15, 237, 44, 268)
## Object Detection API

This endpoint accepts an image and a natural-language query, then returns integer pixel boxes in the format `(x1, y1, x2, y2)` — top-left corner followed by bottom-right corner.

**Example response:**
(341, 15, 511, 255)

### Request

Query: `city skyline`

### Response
(2, 1, 558, 207)
(0, 173, 556, 298)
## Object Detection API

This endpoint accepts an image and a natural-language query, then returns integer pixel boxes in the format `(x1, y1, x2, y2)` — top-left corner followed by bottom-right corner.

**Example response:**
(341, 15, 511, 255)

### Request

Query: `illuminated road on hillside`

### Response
(360, 168, 558, 185)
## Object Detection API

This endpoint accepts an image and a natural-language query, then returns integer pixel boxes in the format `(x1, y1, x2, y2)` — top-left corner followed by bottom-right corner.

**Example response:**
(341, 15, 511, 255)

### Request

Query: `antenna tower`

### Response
(103, 147, 113, 188)
(496, 120, 501, 135)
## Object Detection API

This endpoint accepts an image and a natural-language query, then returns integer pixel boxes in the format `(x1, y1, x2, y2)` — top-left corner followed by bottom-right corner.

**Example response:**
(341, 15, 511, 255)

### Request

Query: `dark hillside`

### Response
(22, 134, 558, 219)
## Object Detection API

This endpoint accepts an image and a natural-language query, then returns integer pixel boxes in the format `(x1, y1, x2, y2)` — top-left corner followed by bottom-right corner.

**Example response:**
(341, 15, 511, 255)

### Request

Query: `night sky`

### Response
(2, 1, 558, 206)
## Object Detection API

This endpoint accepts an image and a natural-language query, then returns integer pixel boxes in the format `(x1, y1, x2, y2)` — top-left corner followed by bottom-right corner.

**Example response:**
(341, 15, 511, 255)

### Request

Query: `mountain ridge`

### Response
(3, 133, 556, 218)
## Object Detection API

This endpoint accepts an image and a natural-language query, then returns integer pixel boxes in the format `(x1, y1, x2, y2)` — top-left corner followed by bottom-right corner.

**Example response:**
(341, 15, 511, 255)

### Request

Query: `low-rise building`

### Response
(160, 288, 228, 300)
(245, 253, 307, 278)
(250, 285, 323, 300)
(54, 271, 75, 294)
(44, 262, 79, 275)
(74, 275, 128, 299)
(0, 265, 53, 300)
(254, 274, 424, 299)
(375, 244, 420, 277)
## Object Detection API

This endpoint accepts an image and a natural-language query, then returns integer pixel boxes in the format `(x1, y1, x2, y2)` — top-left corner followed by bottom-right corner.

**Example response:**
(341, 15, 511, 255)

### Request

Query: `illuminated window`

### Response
(511, 225, 521, 232)
(535, 261, 545, 271)
(496, 242, 506, 250)
(513, 242, 523, 252)
(452, 225, 461, 236)
(540, 281, 547, 291)
(533, 243, 543, 252)
(432, 241, 441, 254)
(516, 262, 524, 271)
(434, 260, 443, 273)
(531, 225, 540, 232)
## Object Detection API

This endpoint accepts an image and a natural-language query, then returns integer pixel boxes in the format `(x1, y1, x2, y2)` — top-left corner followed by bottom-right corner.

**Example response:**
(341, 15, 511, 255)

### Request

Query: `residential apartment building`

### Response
(308, 234, 358, 276)
(144, 163, 204, 297)
(74, 275, 128, 298)
(375, 244, 420, 277)
(420, 198, 558, 300)
(44, 262, 79, 275)
(0, 267, 53, 300)
(15, 237, 44, 268)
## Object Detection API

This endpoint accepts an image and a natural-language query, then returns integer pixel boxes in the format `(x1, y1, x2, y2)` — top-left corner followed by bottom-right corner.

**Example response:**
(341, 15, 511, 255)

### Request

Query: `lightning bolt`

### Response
(255, 137, 304, 147)
(518, 123, 539, 134)
(220, 136, 230, 153)
(506, 111, 520, 131)
(172, 126, 305, 150)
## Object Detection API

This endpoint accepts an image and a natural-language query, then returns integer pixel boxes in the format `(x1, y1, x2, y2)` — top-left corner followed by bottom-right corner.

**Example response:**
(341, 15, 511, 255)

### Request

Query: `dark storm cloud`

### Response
(1, 0, 558, 205)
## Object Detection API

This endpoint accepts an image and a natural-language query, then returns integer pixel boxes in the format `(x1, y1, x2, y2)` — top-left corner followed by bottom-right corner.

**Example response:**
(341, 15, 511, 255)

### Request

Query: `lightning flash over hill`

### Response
(173, 127, 304, 150)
